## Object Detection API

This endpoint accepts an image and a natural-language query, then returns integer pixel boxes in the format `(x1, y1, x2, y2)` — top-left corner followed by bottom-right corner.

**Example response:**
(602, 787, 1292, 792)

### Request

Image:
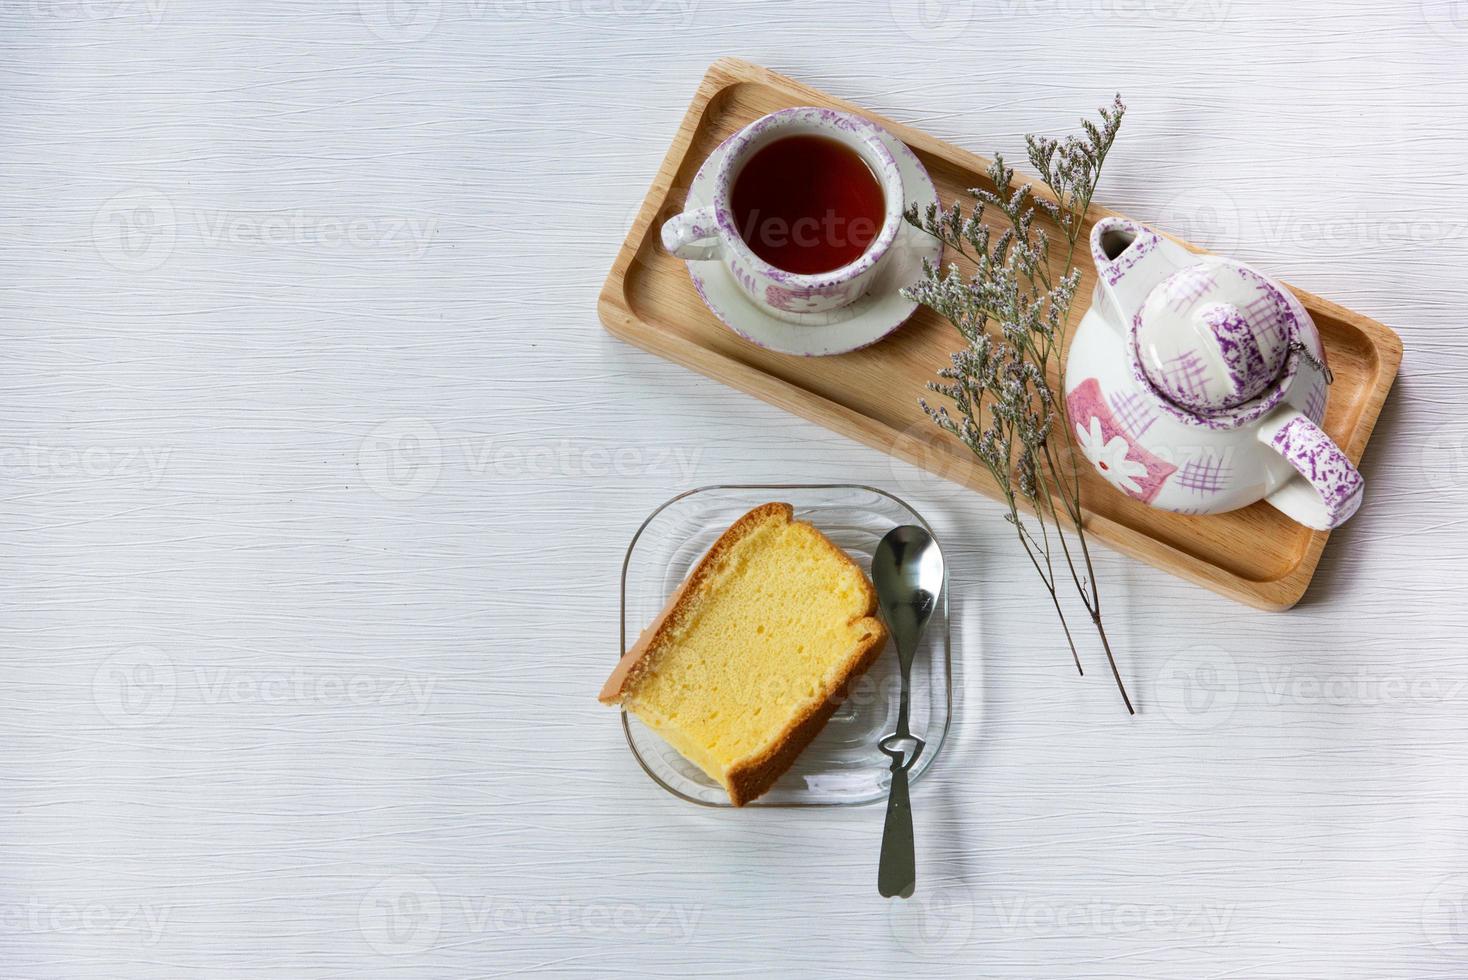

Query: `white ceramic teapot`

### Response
(1063, 217, 1363, 529)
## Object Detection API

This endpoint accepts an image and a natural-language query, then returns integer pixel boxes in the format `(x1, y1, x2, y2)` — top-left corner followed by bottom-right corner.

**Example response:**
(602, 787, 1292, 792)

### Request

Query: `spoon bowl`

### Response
(873, 526, 945, 642)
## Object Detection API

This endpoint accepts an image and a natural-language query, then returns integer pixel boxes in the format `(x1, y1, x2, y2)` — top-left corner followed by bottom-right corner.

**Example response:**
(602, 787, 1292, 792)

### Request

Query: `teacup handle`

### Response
(1258, 407, 1364, 530)
(660, 205, 723, 261)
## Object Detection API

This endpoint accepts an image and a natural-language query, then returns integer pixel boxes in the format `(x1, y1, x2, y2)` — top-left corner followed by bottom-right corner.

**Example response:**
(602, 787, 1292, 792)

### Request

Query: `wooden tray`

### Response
(599, 58, 1402, 610)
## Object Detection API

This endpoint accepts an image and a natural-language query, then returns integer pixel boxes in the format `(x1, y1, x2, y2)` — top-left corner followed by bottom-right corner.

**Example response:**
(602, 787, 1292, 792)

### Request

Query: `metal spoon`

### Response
(872, 524, 944, 900)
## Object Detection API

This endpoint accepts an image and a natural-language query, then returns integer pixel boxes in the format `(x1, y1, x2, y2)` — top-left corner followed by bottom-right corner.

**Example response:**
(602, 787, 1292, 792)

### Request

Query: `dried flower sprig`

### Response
(902, 96, 1134, 713)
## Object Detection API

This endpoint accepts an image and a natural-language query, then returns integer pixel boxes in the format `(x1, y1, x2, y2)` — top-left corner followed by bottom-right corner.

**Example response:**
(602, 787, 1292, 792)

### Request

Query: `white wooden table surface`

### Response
(2, 1, 1465, 977)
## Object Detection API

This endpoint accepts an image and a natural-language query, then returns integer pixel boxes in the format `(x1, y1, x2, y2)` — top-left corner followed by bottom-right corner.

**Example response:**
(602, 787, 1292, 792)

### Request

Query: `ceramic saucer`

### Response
(683, 126, 943, 357)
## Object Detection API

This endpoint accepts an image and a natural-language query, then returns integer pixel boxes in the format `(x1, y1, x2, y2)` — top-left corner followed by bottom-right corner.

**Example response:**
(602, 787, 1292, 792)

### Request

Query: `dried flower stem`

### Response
(902, 96, 1134, 713)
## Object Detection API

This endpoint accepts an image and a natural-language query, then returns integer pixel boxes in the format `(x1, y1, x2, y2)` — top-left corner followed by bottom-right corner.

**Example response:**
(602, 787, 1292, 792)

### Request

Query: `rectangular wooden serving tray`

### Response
(598, 58, 1402, 610)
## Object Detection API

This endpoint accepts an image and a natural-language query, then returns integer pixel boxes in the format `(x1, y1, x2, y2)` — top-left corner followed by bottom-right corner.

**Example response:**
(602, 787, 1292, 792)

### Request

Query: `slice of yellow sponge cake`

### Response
(600, 502, 887, 806)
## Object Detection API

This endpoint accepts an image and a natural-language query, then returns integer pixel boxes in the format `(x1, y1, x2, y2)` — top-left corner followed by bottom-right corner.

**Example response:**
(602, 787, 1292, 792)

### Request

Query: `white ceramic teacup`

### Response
(660, 107, 906, 323)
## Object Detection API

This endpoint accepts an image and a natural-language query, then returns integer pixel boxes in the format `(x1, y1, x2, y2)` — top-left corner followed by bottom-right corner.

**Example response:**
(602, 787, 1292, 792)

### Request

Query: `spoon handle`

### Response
(877, 759, 915, 899)
(871, 524, 941, 901)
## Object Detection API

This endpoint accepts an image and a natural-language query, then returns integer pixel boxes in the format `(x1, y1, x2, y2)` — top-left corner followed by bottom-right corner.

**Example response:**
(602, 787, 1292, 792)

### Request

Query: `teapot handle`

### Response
(1258, 408, 1364, 530)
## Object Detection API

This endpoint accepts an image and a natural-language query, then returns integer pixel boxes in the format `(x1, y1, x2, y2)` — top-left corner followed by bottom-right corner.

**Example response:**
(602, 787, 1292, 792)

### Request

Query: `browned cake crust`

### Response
(723, 620, 885, 806)
(599, 501, 888, 807)
(599, 501, 795, 705)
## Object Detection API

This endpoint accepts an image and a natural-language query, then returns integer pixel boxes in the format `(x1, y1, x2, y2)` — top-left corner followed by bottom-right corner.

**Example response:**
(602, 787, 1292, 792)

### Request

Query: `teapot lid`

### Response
(1133, 260, 1297, 413)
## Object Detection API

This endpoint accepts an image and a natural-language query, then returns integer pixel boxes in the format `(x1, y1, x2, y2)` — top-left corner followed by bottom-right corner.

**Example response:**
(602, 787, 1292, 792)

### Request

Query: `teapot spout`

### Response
(1090, 217, 1194, 332)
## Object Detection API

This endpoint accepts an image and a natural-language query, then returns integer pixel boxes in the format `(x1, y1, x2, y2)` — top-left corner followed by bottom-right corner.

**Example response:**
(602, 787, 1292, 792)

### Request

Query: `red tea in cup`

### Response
(730, 135, 886, 275)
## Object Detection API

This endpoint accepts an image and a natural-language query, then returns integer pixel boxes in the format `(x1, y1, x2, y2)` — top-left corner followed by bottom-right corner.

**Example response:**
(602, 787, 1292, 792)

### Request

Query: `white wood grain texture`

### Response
(0, 1, 1464, 977)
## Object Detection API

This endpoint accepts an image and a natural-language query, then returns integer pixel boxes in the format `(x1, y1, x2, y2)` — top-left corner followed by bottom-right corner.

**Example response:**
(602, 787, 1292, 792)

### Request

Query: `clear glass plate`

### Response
(618, 484, 951, 807)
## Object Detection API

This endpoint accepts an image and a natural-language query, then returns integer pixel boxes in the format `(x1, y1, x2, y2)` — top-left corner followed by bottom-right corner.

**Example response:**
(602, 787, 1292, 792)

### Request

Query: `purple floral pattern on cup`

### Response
(765, 281, 853, 313)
